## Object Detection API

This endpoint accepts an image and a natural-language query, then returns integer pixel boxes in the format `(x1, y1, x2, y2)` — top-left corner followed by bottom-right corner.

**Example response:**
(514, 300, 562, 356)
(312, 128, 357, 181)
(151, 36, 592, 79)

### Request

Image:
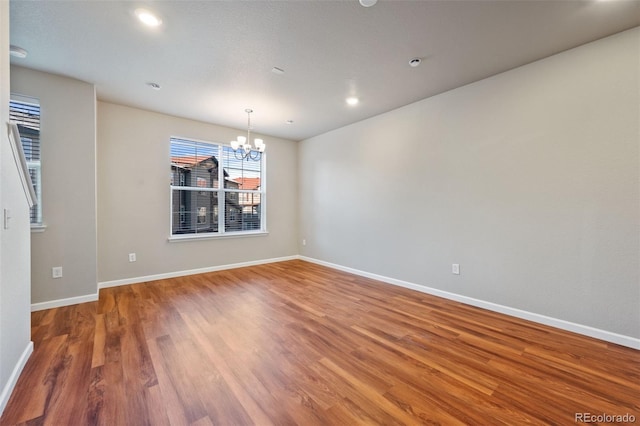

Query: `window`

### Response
(180, 205, 186, 225)
(9, 97, 42, 226)
(170, 137, 265, 237)
(197, 207, 207, 224)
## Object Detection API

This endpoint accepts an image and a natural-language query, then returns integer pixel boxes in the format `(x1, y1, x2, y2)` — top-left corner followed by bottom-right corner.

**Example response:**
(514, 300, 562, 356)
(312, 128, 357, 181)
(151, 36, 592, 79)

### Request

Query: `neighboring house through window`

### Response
(170, 137, 265, 237)
(9, 96, 42, 226)
(234, 177, 262, 230)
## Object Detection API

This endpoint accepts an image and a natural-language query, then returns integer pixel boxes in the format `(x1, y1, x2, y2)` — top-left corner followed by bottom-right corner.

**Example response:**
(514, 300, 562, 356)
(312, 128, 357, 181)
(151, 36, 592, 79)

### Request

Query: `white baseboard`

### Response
(98, 255, 299, 289)
(299, 256, 640, 350)
(0, 341, 33, 416)
(31, 293, 99, 312)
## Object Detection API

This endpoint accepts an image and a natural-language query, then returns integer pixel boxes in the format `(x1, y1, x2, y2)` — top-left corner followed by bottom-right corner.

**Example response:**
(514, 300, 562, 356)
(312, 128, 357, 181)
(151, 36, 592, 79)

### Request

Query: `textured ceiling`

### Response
(9, 0, 640, 141)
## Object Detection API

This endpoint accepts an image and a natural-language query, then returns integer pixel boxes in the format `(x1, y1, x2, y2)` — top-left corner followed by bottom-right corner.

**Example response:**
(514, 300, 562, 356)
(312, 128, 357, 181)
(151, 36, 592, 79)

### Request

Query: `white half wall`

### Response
(97, 102, 298, 283)
(0, 3, 33, 415)
(299, 28, 640, 340)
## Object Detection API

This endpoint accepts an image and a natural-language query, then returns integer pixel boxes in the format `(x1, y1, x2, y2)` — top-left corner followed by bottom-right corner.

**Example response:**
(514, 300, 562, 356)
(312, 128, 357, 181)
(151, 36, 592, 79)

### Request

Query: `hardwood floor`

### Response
(1, 260, 638, 425)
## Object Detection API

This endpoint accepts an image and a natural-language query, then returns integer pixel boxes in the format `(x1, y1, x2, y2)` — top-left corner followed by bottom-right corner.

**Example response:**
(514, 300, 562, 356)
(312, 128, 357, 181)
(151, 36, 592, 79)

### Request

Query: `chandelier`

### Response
(230, 109, 266, 161)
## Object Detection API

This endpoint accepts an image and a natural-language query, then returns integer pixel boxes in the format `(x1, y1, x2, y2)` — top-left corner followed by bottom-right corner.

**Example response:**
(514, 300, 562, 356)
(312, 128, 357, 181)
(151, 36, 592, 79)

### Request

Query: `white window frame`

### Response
(169, 136, 267, 241)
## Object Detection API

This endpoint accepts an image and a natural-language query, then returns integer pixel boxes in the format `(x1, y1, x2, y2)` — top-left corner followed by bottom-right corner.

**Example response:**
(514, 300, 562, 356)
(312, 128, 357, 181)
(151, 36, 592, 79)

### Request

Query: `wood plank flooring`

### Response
(1, 260, 638, 425)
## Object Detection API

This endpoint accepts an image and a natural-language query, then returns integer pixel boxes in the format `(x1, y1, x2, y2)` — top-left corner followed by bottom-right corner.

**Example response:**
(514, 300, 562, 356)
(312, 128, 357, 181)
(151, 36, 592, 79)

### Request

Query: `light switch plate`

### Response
(3, 209, 10, 229)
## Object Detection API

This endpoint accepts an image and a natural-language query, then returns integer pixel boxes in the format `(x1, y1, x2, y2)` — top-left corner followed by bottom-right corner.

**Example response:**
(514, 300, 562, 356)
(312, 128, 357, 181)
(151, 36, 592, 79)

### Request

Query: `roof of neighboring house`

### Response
(233, 177, 261, 190)
(171, 155, 218, 168)
(171, 155, 232, 178)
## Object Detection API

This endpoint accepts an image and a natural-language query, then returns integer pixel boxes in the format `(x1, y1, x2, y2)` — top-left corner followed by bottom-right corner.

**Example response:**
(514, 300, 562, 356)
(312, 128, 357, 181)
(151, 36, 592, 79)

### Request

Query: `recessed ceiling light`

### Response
(9, 45, 27, 59)
(346, 97, 359, 106)
(271, 67, 285, 75)
(135, 8, 162, 27)
(359, 0, 378, 7)
(286, 120, 294, 125)
(146, 82, 161, 90)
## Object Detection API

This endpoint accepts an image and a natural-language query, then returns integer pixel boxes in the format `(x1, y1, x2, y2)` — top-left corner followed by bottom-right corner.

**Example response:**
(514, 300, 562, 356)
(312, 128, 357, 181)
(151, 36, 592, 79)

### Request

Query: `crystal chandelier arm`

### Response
(234, 148, 246, 161)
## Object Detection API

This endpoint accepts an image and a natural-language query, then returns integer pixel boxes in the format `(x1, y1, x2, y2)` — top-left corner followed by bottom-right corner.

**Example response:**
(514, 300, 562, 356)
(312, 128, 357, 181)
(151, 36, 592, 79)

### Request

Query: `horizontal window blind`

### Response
(9, 99, 42, 225)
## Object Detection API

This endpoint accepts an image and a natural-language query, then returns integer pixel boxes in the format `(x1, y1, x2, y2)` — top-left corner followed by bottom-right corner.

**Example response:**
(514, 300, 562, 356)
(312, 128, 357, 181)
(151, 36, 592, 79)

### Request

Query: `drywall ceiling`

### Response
(9, 0, 640, 141)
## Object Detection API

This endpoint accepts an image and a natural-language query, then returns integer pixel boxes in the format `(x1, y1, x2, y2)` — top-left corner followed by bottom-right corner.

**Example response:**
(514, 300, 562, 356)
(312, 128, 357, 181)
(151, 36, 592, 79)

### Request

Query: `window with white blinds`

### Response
(170, 137, 265, 238)
(9, 98, 42, 225)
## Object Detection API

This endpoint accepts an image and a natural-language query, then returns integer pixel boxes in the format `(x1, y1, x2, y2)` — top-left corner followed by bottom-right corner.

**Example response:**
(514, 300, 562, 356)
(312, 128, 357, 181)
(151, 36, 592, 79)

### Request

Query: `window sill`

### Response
(168, 230, 269, 242)
(31, 224, 46, 233)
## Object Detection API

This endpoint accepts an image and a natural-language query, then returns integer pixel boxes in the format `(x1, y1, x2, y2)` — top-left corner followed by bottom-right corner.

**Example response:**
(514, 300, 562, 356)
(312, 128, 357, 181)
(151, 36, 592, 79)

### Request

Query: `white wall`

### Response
(97, 102, 298, 284)
(299, 28, 640, 341)
(10, 66, 97, 306)
(0, 3, 33, 415)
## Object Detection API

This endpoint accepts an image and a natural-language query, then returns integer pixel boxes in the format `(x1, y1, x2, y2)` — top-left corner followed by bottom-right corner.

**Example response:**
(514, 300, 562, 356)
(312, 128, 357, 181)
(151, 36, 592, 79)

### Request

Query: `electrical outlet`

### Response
(452, 264, 460, 275)
(52, 267, 63, 279)
(302, 239, 307, 246)
(129, 253, 137, 262)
